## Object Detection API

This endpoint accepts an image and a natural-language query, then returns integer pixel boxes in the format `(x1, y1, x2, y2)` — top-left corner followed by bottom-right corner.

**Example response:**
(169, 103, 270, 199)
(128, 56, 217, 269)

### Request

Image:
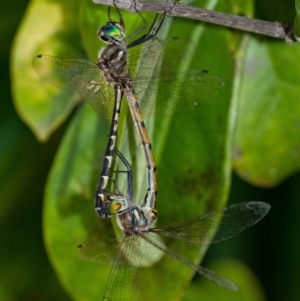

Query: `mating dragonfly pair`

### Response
(34, 4, 270, 301)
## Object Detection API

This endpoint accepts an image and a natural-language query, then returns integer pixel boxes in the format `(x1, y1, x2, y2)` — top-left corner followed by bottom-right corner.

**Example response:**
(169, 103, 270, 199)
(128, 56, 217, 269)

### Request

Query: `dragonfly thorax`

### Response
(116, 205, 154, 233)
(98, 44, 129, 86)
(98, 22, 125, 44)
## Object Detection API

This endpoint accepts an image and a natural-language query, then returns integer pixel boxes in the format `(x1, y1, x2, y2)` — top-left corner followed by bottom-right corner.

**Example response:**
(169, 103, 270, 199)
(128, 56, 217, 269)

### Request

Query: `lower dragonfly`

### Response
(78, 148, 271, 301)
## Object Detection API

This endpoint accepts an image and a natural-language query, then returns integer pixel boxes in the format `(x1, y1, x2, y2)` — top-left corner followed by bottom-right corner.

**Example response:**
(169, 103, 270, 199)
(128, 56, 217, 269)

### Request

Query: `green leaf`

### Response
(43, 5, 235, 301)
(233, 36, 300, 187)
(11, 0, 82, 141)
(183, 259, 267, 301)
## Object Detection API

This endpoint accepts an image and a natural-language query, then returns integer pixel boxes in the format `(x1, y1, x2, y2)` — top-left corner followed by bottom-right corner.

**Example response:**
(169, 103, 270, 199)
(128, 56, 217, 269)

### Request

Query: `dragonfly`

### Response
(78, 147, 271, 301)
(33, 5, 224, 222)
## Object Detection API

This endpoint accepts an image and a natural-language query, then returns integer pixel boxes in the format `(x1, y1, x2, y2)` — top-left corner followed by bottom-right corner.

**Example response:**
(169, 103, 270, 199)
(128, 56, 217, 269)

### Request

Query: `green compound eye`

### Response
(105, 196, 128, 215)
(98, 23, 125, 43)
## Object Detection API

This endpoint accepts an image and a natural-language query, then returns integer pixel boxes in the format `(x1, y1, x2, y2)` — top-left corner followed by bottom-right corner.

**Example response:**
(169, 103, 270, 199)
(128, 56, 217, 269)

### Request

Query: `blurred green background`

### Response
(1, 0, 300, 300)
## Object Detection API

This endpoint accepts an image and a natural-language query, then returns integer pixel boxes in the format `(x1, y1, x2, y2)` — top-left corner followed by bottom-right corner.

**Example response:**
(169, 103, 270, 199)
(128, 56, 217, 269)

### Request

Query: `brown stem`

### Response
(93, 0, 297, 42)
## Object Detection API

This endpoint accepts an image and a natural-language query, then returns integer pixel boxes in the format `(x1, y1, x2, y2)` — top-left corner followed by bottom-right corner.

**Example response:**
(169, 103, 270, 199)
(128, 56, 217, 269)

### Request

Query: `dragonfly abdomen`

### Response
(125, 90, 158, 214)
(94, 88, 123, 218)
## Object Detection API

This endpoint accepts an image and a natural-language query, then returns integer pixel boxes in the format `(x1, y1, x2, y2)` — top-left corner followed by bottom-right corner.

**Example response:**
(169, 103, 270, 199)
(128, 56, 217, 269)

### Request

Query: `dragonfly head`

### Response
(98, 22, 125, 44)
(105, 194, 129, 216)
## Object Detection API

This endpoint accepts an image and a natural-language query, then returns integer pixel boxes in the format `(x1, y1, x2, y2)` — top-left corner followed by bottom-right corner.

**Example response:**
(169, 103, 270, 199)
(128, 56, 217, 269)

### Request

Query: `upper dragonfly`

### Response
(78, 147, 271, 301)
(33, 6, 224, 221)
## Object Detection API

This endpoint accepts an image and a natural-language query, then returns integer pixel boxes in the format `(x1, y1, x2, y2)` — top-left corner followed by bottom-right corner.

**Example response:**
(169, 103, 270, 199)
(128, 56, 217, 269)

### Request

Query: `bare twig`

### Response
(93, 0, 297, 43)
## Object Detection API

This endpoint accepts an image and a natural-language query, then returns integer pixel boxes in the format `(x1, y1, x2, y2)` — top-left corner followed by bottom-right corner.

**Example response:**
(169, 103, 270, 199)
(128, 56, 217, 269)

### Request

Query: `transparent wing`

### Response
(135, 70, 224, 116)
(152, 201, 270, 244)
(129, 37, 225, 116)
(140, 233, 237, 291)
(33, 37, 224, 119)
(102, 235, 142, 301)
(78, 233, 163, 301)
(33, 55, 115, 118)
(77, 238, 119, 264)
(78, 236, 142, 301)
